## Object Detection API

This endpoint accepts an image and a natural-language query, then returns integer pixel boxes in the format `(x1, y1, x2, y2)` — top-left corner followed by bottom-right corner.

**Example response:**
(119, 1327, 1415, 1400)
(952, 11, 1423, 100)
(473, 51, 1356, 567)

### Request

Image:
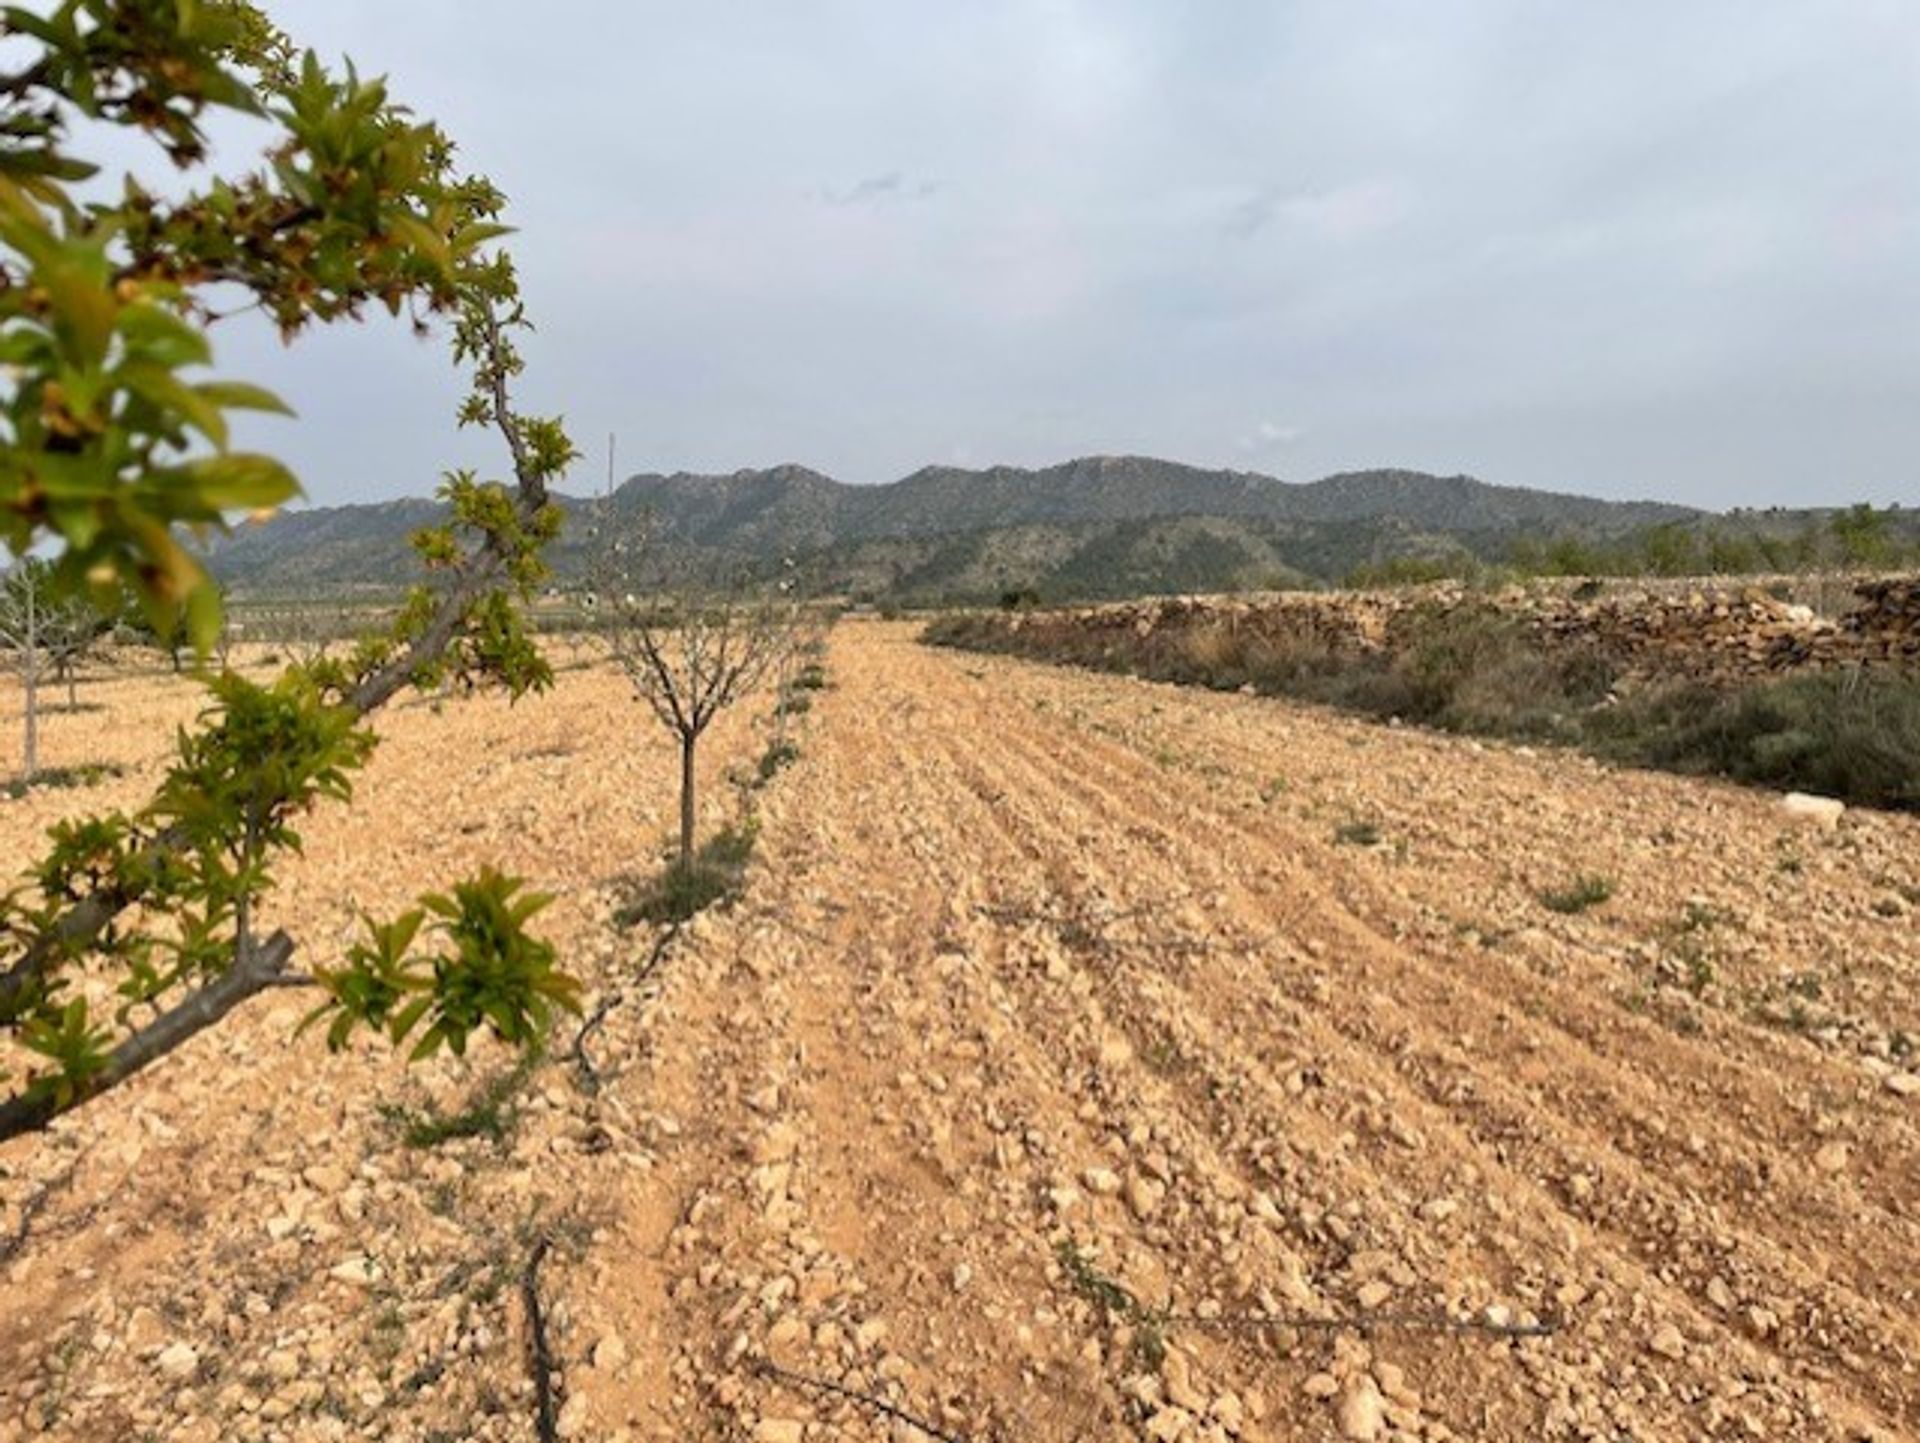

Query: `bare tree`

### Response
(1, 558, 100, 781)
(0, 557, 46, 782)
(596, 524, 796, 870)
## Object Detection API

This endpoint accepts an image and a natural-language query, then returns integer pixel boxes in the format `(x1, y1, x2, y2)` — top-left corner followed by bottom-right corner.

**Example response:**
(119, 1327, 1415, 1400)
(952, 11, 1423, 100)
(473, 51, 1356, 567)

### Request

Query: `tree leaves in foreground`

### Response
(0, 1, 579, 1141)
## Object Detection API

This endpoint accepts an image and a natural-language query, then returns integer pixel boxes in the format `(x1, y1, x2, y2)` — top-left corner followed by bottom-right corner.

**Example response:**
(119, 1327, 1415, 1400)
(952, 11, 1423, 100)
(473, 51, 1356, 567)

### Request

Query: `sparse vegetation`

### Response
(615, 821, 759, 927)
(1540, 874, 1615, 914)
(927, 602, 1920, 809)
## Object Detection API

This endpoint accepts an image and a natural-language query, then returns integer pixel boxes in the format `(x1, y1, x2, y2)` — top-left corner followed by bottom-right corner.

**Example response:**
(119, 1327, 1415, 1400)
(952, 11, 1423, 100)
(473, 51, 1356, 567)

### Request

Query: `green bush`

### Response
(1602, 671, 1920, 808)
(1540, 875, 1615, 914)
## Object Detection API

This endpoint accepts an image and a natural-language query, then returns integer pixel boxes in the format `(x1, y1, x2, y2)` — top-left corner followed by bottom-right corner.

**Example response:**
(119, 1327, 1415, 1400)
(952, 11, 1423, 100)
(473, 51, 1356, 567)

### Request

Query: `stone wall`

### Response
(985, 573, 1920, 687)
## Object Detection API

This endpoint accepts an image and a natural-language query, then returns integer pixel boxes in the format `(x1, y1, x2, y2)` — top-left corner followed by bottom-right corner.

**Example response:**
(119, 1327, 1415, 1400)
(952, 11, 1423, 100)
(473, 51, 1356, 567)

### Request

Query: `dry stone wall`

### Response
(990, 574, 1920, 687)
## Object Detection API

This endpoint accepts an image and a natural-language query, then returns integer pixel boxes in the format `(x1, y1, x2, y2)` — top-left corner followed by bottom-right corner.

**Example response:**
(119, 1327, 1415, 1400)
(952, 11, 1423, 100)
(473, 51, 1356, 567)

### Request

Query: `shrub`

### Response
(1601, 671, 1920, 809)
(757, 739, 800, 782)
(1540, 875, 1615, 914)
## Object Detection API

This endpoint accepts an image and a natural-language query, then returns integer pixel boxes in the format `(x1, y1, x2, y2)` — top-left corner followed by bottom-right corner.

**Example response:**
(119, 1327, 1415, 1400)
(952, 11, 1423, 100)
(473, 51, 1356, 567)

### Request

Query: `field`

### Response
(4, 622, 1919, 1442)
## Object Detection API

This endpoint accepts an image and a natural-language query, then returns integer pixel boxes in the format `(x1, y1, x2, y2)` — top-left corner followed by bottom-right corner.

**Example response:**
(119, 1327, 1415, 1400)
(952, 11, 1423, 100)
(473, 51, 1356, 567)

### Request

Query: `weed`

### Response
(1540, 874, 1614, 914)
(1334, 820, 1382, 847)
(1785, 971, 1824, 1002)
(1681, 950, 1714, 996)
(1678, 901, 1724, 933)
(616, 821, 758, 926)
(1056, 1241, 1168, 1369)
(2, 761, 124, 799)
(774, 692, 812, 718)
(1259, 775, 1290, 803)
(1139, 1030, 1187, 1076)
(377, 1051, 539, 1150)
(792, 664, 829, 691)
(756, 739, 799, 783)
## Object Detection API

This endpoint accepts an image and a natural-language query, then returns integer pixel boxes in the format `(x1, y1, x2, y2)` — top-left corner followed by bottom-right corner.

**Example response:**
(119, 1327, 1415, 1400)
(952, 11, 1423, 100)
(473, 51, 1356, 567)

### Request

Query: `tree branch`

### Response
(0, 930, 299, 1144)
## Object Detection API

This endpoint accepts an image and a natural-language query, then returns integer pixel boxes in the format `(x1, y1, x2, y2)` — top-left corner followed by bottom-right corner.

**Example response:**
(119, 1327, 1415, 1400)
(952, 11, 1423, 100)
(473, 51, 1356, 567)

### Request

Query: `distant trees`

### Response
(1, 557, 109, 780)
(1368, 506, 1916, 591)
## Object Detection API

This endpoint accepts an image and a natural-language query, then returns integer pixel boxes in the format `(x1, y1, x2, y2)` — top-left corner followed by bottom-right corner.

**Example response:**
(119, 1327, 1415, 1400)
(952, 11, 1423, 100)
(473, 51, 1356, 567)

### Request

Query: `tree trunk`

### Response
(21, 579, 37, 782)
(679, 732, 697, 872)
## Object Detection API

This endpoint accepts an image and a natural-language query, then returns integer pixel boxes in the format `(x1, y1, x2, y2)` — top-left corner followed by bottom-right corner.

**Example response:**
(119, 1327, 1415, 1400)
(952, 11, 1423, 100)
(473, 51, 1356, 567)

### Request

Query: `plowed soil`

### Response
(3, 621, 1917, 1442)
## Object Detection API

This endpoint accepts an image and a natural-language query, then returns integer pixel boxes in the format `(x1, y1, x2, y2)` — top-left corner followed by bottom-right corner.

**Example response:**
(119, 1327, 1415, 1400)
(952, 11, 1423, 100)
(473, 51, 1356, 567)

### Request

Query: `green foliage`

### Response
(1540, 875, 1615, 915)
(305, 868, 578, 1061)
(934, 604, 1920, 810)
(1600, 671, 1920, 807)
(756, 739, 800, 782)
(0, 6, 579, 1139)
(0, 1, 516, 645)
(376, 1049, 538, 1150)
(1334, 820, 1382, 847)
(1056, 1242, 1169, 1370)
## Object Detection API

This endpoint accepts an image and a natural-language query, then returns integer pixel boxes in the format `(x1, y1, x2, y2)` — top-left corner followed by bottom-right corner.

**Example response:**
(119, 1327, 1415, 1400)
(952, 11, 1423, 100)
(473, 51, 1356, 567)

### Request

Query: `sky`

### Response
(196, 0, 1920, 510)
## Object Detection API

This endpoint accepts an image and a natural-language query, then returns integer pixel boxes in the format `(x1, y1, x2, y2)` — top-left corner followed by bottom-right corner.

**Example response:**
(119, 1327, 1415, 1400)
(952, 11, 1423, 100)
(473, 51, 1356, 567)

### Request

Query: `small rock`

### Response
(155, 1342, 199, 1379)
(1338, 1378, 1385, 1440)
(593, 1332, 628, 1370)
(1648, 1323, 1686, 1360)
(753, 1421, 805, 1443)
(1779, 792, 1845, 830)
(1302, 1372, 1340, 1400)
(1083, 1166, 1122, 1196)
(329, 1256, 381, 1287)
(1126, 1173, 1165, 1220)
(1813, 1141, 1850, 1174)
(1145, 1406, 1194, 1442)
(1885, 1072, 1920, 1098)
(556, 1392, 592, 1439)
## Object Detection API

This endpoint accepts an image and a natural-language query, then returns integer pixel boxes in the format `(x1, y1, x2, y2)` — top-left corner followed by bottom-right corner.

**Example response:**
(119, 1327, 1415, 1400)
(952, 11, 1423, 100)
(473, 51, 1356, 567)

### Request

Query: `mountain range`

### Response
(200, 454, 1714, 601)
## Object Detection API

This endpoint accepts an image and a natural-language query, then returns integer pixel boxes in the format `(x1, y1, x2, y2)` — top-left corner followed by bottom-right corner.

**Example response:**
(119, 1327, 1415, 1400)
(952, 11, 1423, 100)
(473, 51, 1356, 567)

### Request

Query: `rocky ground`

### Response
(2, 621, 1917, 1442)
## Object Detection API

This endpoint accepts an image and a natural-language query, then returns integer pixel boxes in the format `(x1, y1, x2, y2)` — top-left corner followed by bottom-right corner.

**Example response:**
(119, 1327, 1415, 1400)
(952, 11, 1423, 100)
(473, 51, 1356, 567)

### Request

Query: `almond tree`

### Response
(0, 2, 581, 1140)
(0, 556, 48, 781)
(596, 523, 796, 871)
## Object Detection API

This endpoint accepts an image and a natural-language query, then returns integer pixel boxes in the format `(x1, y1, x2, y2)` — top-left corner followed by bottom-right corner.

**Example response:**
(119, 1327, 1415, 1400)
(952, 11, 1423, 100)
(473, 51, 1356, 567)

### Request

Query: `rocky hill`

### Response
(200, 456, 1698, 598)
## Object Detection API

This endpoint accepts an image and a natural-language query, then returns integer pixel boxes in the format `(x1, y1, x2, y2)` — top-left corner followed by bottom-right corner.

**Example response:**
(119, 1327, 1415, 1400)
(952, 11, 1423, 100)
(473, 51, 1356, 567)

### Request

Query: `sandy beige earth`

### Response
(3, 621, 1918, 1442)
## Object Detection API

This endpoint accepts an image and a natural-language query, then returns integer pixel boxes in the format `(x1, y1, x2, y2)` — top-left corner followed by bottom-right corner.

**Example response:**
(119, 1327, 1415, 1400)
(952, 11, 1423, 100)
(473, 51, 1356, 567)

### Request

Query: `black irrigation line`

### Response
(753, 1358, 973, 1443)
(569, 918, 682, 1091)
(1163, 1306, 1562, 1341)
(522, 1235, 561, 1443)
(0, 1160, 80, 1265)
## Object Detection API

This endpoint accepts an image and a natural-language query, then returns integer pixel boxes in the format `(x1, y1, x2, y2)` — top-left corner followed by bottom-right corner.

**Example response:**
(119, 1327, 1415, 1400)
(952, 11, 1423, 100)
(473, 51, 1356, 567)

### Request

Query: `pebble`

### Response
(155, 1342, 199, 1380)
(1338, 1377, 1385, 1440)
(1083, 1166, 1122, 1196)
(1649, 1323, 1687, 1360)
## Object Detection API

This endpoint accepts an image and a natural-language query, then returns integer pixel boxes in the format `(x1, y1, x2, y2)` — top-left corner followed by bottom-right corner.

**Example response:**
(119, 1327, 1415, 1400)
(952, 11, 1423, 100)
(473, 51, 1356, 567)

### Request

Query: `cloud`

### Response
(1227, 181, 1409, 241)
(1236, 420, 1305, 454)
(206, 0, 1920, 509)
(818, 171, 940, 207)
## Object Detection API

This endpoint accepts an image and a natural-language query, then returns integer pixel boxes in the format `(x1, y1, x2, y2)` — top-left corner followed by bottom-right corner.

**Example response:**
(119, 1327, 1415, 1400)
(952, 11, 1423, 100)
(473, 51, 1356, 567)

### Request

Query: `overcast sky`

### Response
(210, 1, 1917, 510)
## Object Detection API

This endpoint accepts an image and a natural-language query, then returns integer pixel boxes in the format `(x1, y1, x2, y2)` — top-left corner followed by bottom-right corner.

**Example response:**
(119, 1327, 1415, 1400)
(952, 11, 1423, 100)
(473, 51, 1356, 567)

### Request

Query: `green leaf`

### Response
(177, 454, 300, 511)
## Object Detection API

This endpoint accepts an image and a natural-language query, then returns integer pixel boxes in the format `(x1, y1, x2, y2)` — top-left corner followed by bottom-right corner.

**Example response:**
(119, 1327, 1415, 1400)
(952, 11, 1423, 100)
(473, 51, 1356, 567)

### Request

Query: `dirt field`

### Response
(3, 621, 1918, 1442)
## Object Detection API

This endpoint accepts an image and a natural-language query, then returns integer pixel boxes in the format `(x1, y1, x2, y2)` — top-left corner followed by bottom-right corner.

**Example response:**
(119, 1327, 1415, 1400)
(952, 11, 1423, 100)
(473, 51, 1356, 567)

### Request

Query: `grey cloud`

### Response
(211, 1, 1917, 511)
(819, 171, 940, 206)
